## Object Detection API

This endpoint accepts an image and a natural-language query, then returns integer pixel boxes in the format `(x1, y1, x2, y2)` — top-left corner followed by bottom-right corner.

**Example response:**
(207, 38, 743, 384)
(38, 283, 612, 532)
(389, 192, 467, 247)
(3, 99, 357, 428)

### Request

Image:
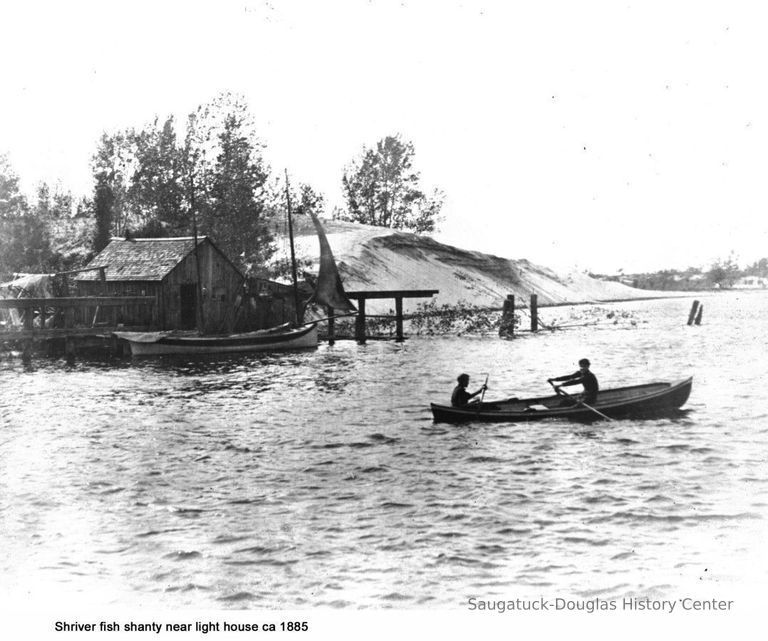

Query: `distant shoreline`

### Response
(393, 289, 759, 314)
(532, 288, 767, 309)
(539, 293, 694, 309)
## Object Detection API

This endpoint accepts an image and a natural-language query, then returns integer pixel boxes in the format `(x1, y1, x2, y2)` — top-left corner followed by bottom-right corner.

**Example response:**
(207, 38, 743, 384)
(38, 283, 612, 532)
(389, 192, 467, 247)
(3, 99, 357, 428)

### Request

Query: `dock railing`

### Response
(0, 296, 156, 339)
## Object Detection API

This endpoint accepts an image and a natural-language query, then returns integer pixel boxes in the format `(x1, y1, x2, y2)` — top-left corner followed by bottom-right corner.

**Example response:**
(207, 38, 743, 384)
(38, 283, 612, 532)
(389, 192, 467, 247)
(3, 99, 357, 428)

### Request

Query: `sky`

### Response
(1, 0, 767, 273)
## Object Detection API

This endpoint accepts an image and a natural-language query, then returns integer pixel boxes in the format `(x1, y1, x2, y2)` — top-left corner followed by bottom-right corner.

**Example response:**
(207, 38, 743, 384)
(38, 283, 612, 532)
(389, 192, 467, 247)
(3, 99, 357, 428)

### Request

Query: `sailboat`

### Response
(115, 192, 355, 356)
(117, 321, 321, 356)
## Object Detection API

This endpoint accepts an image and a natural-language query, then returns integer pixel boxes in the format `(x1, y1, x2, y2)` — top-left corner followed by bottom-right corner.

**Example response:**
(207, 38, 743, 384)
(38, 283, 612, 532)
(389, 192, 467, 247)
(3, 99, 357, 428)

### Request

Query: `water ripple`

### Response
(3, 294, 768, 608)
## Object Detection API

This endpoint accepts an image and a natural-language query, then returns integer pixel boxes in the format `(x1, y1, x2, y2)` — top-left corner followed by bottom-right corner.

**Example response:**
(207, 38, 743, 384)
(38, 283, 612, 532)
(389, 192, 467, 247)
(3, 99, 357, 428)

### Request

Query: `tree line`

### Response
(591, 254, 768, 291)
(0, 93, 444, 280)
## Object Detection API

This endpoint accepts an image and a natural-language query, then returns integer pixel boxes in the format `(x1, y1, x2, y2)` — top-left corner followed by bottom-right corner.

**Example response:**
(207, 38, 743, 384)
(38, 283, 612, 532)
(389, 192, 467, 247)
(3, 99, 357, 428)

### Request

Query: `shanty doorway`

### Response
(179, 284, 197, 329)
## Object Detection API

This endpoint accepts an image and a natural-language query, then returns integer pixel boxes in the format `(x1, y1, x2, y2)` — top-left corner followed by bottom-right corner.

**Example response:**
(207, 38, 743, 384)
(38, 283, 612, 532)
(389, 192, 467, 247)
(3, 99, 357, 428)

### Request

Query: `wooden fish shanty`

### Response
(1, 227, 442, 358)
(76, 236, 244, 332)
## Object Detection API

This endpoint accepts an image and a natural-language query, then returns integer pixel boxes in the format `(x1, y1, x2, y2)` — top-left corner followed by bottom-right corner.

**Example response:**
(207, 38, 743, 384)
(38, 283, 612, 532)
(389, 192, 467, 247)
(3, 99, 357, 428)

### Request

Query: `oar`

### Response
(549, 380, 614, 422)
(470, 373, 490, 416)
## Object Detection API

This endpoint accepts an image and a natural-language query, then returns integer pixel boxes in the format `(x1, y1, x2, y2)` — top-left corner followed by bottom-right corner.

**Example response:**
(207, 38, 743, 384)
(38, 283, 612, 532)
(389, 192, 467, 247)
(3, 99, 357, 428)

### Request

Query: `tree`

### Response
(93, 174, 115, 253)
(339, 134, 444, 232)
(708, 253, 741, 288)
(31, 182, 81, 272)
(277, 178, 325, 221)
(266, 180, 326, 280)
(0, 154, 26, 217)
(90, 131, 131, 246)
(745, 257, 768, 278)
(85, 93, 277, 268)
(0, 155, 54, 276)
(182, 93, 275, 267)
(0, 154, 29, 276)
(89, 119, 184, 242)
(295, 183, 325, 218)
(128, 116, 185, 236)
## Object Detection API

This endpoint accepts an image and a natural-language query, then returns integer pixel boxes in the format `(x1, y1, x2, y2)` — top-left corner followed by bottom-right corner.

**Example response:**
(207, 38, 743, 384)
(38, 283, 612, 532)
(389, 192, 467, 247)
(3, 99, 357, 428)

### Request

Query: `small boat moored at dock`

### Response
(114, 323, 318, 356)
(114, 199, 354, 356)
(431, 377, 693, 423)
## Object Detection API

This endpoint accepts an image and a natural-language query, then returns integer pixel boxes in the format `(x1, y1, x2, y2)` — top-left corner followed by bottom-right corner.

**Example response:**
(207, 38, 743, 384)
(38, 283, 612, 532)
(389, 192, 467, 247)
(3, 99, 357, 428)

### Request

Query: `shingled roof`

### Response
(76, 237, 209, 281)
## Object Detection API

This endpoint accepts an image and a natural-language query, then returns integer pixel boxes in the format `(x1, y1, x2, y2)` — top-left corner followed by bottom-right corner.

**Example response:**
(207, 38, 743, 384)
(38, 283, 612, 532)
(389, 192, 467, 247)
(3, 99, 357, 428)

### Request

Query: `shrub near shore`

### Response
(315, 301, 644, 338)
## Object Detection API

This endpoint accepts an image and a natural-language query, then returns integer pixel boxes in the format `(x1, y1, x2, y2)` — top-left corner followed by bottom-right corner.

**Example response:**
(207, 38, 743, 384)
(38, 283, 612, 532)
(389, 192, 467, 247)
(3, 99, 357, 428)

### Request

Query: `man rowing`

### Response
(548, 358, 599, 405)
(451, 373, 488, 407)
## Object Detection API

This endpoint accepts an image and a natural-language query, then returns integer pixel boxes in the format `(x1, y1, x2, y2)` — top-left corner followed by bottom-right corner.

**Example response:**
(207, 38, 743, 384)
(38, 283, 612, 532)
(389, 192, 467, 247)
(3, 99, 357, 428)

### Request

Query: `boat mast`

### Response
(189, 172, 205, 334)
(284, 169, 301, 325)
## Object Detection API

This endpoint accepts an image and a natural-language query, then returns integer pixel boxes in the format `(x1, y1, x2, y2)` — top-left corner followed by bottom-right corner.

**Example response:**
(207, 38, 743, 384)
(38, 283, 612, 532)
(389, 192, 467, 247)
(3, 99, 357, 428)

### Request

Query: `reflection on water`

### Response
(1, 292, 767, 608)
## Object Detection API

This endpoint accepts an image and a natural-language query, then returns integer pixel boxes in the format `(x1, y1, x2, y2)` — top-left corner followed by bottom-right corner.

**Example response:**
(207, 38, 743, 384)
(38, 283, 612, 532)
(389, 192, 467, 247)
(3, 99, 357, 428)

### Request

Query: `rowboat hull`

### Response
(431, 377, 693, 423)
(116, 324, 318, 356)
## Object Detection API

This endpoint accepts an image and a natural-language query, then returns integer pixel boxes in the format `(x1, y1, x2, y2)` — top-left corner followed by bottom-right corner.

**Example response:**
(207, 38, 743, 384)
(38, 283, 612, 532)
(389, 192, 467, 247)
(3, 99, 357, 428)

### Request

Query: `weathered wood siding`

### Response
(75, 239, 243, 331)
(161, 241, 243, 332)
(76, 281, 159, 327)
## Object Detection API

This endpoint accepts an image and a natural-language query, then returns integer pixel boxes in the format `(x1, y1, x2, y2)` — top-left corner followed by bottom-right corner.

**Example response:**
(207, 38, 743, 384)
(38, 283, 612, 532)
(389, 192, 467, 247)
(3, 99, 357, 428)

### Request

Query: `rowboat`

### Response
(114, 323, 318, 356)
(431, 377, 693, 423)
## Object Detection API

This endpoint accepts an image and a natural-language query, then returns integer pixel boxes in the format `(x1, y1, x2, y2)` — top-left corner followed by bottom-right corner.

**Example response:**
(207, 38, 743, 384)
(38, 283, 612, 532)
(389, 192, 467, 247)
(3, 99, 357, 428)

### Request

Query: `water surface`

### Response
(1, 293, 767, 608)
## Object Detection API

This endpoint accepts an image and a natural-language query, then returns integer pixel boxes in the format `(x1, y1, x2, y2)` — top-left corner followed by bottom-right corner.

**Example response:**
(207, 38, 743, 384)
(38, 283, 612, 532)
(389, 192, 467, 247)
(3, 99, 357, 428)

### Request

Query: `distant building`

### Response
(76, 237, 244, 331)
(733, 275, 768, 289)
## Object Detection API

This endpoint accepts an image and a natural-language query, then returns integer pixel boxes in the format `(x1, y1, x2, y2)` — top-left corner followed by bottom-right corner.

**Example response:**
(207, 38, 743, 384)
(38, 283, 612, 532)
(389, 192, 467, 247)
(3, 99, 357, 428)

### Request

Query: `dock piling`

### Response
(499, 295, 515, 338)
(355, 298, 367, 344)
(530, 294, 538, 332)
(687, 300, 700, 325)
(395, 297, 404, 342)
(64, 337, 76, 364)
(326, 306, 335, 345)
(345, 289, 438, 343)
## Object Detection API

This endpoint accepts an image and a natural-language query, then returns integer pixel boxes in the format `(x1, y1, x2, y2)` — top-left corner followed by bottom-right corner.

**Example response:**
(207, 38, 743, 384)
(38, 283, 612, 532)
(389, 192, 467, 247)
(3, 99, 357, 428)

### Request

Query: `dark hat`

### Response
(579, 358, 590, 367)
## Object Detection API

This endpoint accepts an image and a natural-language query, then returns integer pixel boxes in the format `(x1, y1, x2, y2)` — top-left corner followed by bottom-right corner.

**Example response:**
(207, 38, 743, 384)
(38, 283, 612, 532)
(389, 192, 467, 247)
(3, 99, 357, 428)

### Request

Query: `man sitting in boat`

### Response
(548, 359, 599, 405)
(451, 373, 488, 407)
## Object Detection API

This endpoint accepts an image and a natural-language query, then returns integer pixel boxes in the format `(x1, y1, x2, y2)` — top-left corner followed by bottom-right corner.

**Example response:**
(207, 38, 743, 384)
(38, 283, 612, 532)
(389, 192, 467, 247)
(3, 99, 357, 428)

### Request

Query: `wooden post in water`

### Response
(687, 300, 700, 325)
(395, 296, 404, 342)
(694, 303, 703, 325)
(64, 339, 76, 364)
(530, 293, 538, 333)
(110, 334, 120, 357)
(499, 295, 515, 338)
(23, 306, 34, 332)
(355, 297, 367, 344)
(64, 304, 76, 364)
(327, 305, 335, 345)
(22, 304, 34, 362)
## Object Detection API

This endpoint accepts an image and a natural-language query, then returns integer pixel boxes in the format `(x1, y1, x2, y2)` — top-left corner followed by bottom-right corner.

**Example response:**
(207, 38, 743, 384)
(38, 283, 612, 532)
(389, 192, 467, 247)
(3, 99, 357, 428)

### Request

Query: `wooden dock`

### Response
(335, 289, 439, 344)
(2, 289, 443, 356)
(0, 296, 155, 359)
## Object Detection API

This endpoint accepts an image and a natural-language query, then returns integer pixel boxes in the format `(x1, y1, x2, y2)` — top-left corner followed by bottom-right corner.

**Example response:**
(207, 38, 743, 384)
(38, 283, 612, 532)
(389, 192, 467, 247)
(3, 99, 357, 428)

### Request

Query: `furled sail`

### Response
(308, 212, 357, 312)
